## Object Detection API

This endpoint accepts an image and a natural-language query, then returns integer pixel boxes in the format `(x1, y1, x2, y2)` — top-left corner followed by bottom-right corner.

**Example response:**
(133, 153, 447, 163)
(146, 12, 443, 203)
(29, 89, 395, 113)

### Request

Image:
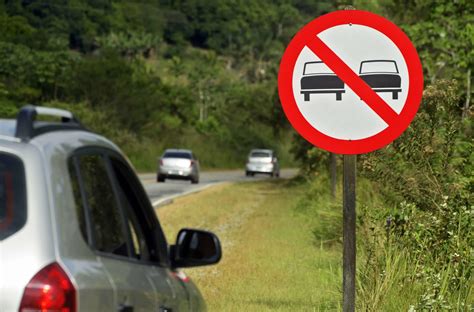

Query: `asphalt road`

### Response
(139, 169, 298, 207)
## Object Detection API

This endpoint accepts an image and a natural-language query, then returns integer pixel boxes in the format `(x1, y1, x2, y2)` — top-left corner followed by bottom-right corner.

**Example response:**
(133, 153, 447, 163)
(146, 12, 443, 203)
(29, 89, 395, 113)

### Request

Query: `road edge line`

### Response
(152, 182, 221, 208)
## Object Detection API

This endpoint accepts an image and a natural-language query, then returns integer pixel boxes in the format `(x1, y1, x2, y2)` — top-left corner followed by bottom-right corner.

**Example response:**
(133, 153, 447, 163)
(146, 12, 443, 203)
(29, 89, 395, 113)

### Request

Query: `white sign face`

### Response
(292, 24, 409, 140)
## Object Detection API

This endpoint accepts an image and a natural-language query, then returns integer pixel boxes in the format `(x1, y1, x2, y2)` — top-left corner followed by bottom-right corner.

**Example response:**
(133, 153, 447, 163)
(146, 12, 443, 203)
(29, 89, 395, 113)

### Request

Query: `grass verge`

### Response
(156, 178, 342, 311)
(156, 174, 473, 311)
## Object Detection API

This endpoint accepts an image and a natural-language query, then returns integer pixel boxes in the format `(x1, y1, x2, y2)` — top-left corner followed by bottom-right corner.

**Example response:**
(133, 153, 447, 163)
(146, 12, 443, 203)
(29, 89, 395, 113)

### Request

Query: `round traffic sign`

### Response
(278, 10, 423, 154)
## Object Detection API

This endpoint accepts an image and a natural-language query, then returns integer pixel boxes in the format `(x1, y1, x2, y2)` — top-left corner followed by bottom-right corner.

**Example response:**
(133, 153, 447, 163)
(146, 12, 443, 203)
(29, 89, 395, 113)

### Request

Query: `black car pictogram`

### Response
(358, 60, 402, 99)
(300, 61, 345, 101)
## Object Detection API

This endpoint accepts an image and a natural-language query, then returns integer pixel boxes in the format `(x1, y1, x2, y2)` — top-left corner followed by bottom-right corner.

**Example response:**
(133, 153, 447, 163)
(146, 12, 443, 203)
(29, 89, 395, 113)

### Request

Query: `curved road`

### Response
(139, 169, 298, 207)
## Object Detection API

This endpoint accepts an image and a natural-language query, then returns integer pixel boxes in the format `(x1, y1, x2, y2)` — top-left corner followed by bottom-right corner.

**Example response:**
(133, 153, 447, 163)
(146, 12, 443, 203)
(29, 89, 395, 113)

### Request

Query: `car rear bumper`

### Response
(158, 166, 193, 178)
(246, 163, 275, 173)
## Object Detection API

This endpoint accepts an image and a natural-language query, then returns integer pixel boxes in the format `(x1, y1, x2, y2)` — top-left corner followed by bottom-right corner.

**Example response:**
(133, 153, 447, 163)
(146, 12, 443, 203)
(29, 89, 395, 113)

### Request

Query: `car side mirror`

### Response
(170, 229, 222, 268)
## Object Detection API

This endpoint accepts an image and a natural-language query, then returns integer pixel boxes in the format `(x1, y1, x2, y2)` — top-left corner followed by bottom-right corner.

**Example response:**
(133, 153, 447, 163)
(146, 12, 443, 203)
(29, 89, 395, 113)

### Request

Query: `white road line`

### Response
(152, 182, 220, 207)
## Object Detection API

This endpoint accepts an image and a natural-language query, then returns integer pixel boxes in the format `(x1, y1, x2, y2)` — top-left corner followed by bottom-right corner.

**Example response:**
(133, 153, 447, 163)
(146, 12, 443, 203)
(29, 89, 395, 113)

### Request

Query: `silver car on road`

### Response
(0, 105, 221, 312)
(245, 149, 280, 177)
(157, 149, 200, 184)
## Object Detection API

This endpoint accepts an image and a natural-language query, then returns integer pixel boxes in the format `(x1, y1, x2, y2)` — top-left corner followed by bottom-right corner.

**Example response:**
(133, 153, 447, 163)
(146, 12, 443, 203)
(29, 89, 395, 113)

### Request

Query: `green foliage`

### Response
(295, 172, 342, 247)
(290, 134, 330, 174)
(353, 0, 474, 112)
(0, 97, 19, 119)
(358, 80, 473, 309)
(349, 83, 473, 309)
(290, 2, 473, 308)
(0, 0, 335, 169)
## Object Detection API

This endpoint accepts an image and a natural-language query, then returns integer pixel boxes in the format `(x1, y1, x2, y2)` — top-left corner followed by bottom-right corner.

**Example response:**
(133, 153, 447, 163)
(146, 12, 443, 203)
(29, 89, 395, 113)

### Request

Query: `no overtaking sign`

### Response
(278, 10, 423, 154)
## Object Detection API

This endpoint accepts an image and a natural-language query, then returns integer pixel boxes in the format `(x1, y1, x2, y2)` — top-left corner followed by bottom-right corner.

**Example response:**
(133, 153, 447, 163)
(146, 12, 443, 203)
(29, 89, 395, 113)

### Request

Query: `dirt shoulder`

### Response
(156, 179, 341, 311)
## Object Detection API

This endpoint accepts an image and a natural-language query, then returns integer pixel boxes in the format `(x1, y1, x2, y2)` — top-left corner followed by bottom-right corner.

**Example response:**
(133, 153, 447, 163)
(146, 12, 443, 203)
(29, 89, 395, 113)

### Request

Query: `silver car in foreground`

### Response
(157, 149, 200, 184)
(0, 105, 221, 312)
(245, 149, 280, 177)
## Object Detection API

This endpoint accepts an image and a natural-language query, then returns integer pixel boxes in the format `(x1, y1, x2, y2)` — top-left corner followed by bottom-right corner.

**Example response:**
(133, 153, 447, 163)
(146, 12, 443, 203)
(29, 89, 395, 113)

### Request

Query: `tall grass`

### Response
(356, 179, 473, 311)
(296, 171, 472, 310)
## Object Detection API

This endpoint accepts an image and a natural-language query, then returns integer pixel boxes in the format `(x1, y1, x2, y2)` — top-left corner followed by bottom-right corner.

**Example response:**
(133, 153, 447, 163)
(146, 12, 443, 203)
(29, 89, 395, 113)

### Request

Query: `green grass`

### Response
(157, 179, 342, 311)
(356, 178, 473, 311)
(156, 174, 473, 311)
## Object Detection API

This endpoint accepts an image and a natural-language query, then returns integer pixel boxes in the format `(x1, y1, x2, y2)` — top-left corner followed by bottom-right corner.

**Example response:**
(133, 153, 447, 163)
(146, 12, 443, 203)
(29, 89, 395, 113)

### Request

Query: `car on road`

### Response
(245, 149, 280, 177)
(0, 105, 221, 312)
(300, 61, 345, 101)
(358, 60, 402, 99)
(157, 149, 200, 184)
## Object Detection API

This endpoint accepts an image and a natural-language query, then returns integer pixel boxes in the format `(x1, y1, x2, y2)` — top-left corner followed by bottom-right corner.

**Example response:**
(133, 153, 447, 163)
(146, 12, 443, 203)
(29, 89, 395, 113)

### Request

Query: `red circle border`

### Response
(278, 10, 423, 154)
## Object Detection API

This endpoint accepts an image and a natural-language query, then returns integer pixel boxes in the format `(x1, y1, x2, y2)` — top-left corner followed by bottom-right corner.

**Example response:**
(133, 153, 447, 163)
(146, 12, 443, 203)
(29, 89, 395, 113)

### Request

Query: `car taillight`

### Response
(19, 262, 76, 312)
(160, 159, 164, 166)
(189, 160, 194, 168)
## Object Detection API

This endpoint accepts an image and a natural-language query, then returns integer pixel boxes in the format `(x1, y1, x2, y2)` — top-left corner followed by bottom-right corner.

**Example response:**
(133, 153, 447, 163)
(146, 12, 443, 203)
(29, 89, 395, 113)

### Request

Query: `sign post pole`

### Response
(343, 154, 356, 312)
(330, 153, 337, 199)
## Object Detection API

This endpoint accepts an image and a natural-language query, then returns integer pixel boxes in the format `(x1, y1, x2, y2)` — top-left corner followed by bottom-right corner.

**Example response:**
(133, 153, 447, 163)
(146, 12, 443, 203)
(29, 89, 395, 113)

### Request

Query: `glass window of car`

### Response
(110, 157, 151, 261)
(70, 149, 169, 265)
(303, 62, 334, 75)
(359, 61, 399, 74)
(0, 153, 26, 241)
(77, 154, 129, 257)
(68, 159, 88, 243)
(250, 151, 271, 158)
(163, 152, 192, 159)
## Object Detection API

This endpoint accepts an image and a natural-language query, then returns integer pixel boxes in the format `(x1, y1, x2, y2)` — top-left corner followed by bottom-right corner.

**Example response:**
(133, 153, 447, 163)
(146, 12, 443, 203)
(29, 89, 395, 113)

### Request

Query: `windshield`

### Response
(303, 62, 334, 75)
(359, 61, 399, 74)
(163, 152, 192, 159)
(0, 153, 26, 241)
(250, 152, 271, 158)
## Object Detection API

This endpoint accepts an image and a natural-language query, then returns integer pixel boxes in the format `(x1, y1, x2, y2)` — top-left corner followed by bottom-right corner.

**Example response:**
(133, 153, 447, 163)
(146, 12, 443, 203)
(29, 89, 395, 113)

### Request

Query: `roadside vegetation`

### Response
(159, 164, 471, 311)
(157, 179, 343, 311)
(0, 1, 339, 170)
(294, 80, 473, 310)
(0, 1, 470, 170)
(290, 1, 473, 310)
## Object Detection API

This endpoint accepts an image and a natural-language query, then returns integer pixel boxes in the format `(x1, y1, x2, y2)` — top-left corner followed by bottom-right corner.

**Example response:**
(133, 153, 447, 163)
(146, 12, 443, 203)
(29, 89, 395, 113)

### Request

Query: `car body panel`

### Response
(32, 131, 125, 311)
(162, 158, 193, 169)
(160, 158, 195, 178)
(359, 73, 401, 89)
(0, 120, 207, 311)
(158, 149, 200, 181)
(246, 149, 280, 176)
(0, 140, 57, 312)
(98, 255, 158, 311)
(34, 131, 191, 311)
(300, 74, 345, 90)
(300, 61, 346, 101)
(358, 60, 402, 99)
(179, 277, 206, 311)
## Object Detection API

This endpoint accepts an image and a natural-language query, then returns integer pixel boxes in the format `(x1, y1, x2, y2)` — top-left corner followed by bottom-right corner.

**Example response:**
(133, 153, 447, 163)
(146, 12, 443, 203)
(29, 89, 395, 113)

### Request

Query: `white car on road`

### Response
(245, 149, 280, 177)
(157, 149, 200, 184)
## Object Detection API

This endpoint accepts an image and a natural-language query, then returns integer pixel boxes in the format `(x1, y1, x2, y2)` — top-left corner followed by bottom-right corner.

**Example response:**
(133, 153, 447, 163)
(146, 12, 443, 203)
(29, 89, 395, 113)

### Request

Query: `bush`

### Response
(358, 80, 473, 310)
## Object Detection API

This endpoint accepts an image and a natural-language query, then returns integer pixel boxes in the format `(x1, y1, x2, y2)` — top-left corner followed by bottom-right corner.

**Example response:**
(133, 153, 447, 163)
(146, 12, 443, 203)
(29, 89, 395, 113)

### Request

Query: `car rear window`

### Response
(163, 152, 192, 159)
(0, 153, 26, 240)
(303, 62, 334, 75)
(250, 152, 271, 158)
(360, 61, 399, 74)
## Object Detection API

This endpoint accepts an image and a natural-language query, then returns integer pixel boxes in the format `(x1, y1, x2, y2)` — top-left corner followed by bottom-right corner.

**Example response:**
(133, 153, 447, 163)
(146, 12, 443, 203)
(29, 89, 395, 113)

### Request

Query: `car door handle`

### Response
(159, 306, 173, 312)
(118, 304, 134, 312)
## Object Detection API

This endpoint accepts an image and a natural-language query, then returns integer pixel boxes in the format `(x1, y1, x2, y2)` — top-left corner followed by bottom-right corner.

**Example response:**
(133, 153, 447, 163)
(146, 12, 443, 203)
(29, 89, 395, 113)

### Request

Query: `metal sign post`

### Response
(343, 155, 356, 312)
(330, 153, 337, 199)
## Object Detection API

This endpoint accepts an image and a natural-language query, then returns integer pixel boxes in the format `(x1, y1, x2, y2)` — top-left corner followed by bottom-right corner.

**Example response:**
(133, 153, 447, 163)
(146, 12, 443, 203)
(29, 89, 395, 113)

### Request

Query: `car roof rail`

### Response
(15, 105, 87, 141)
